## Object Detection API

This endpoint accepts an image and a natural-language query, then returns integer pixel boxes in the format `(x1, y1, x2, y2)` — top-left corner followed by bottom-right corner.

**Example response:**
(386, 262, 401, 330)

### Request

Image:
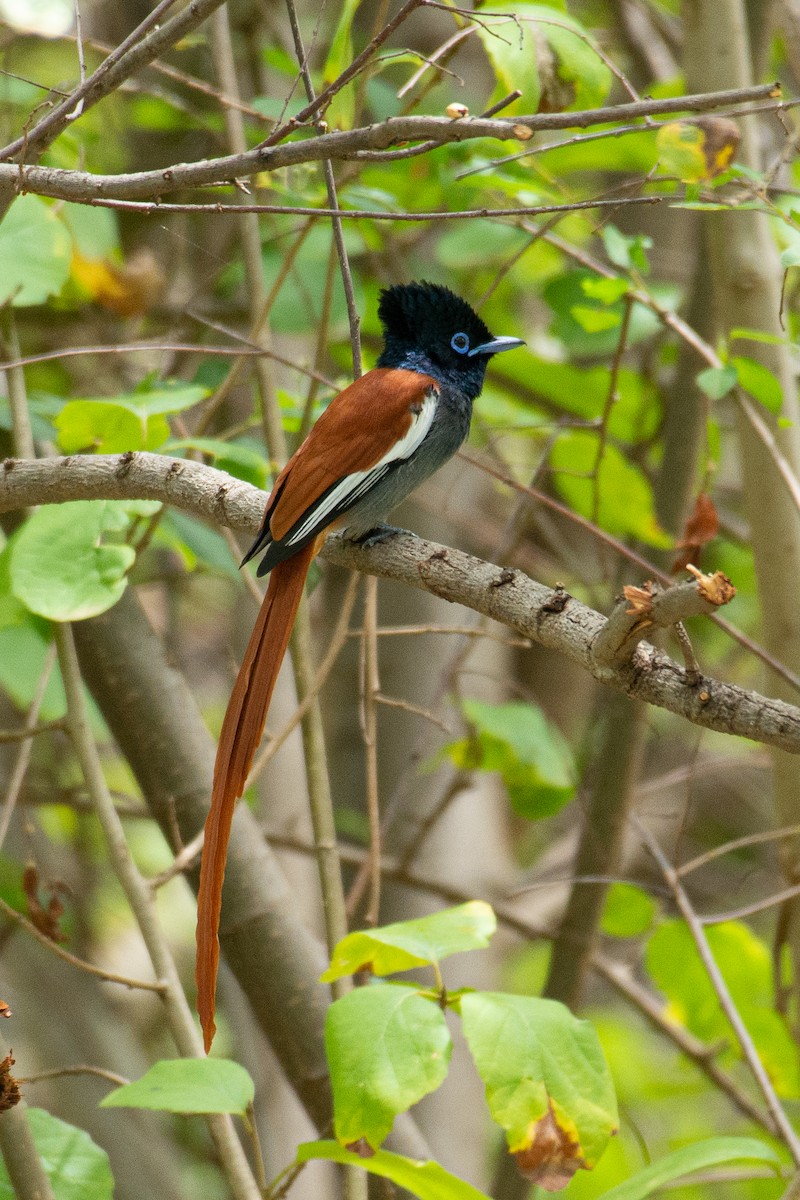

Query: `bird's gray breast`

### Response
(338, 383, 472, 536)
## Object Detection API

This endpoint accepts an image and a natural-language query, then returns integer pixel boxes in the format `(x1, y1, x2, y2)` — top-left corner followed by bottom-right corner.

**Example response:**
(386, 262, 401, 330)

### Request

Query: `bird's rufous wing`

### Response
(266, 367, 438, 543)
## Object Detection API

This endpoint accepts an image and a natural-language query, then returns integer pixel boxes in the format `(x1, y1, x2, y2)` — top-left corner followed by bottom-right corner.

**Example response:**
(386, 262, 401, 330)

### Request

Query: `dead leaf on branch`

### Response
(513, 1102, 587, 1192)
(672, 492, 719, 573)
(0, 1053, 20, 1112)
(22, 864, 68, 944)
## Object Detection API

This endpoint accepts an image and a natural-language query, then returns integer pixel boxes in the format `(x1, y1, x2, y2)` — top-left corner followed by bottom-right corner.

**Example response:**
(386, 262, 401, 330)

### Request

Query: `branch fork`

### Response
(592, 568, 736, 670)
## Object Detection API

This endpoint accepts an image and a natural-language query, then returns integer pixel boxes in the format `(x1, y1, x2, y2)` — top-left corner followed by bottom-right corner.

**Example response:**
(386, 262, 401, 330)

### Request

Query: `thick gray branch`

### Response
(2, 452, 798, 753)
(4, 85, 778, 205)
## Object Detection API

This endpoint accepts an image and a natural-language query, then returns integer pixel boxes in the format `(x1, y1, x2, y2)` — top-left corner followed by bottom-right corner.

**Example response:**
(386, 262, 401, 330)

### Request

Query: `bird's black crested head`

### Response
(376, 281, 522, 400)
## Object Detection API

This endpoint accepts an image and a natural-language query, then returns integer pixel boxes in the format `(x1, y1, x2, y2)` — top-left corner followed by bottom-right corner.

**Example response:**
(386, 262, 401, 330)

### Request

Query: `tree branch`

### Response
(3, 85, 779, 206)
(2, 451, 800, 753)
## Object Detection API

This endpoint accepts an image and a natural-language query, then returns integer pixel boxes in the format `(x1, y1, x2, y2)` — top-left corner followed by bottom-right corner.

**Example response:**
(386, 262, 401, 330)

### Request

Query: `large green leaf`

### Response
(544, 272, 664, 358)
(493, 354, 661, 444)
(322, 901, 496, 981)
(325, 984, 452, 1148)
(297, 1141, 491, 1200)
(0, 196, 71, 306)
(55, 401, 168, 454)
(550, 430, 670, 547)
(646, 920, 800, 1096)
(461, 993, 617, 1175)
(445, 699, 575, 818)
(600, 883, 656, 939)
(0, 620, 66, 719)
(9, 501, 156, 621)
(476, 3, 611, 114)
(0, 1108, 113, 1200)
(732, 355, 783, 414)
(100, 1059, 254, 1116)
(598, 1137, 781, 1200)
(56, 383, 208, 454)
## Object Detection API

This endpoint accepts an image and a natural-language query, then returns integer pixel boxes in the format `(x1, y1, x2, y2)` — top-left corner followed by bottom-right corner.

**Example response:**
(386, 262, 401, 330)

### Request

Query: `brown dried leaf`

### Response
(671, 492, 719, 573)
(513, 1104, 586, 1192)
(685, 564, 736, 607)
(695, 116, 741, 177)
(623, 581, 656, 616)
(0, 1054, 20, 1112)
(345, 1139, 375, 1159)
(22, 864, 68, 944)
(72, 248, 166, 317)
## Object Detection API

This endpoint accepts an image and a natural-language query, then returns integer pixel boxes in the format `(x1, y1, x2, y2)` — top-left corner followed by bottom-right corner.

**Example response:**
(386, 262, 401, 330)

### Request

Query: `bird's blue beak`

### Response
(468, 335, 526, 357)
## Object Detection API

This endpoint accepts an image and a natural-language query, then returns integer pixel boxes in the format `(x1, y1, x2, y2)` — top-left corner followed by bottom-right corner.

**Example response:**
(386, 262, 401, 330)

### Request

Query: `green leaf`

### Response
(601, 883, 656, 938)
(598, 1137, 781, 1200)
(10, 501, 141, 621)
(62, 203, 120, 259)
(56, 401, 169, 454)
(325, 985, 452, 1148)
(100, 1059, 254, 1116)
(322, 901, 496, 981)
(696, 365, 737, 401)
(602, 226, 652, 274)
(0, 1108, 114, 1200)
(297, 1140, 491, 1200)
(166, 437, 268, 489)
(158, 509, 239, 577)
(781, 246, 800, 268)
(656, 122, 709, 183)
(0, 196, 72, 306)
(580, 277, 630, 305)
(544, 272, 663, 358)
(646, 920, 800, 1095)
(732, 355, 783, 414)
(550, 430, 671, 547)
(55, 383, 208, 455)
(446, 699, 574, 819)
(460, 993, 617, 1167)
(477, 4, 611, 114)
(0, 621, 66, 719)
(0, 540, 27, 628)
(496, 353, 661, 443)
(570, 305, 621, 334)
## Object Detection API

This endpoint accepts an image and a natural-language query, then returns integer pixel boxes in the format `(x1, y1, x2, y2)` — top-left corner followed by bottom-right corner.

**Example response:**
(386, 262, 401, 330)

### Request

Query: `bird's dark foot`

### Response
(348, 523, 414, 549)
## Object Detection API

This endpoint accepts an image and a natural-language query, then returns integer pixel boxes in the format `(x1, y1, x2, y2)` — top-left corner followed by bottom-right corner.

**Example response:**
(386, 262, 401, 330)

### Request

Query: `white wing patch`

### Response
(285, 386, 439, 546)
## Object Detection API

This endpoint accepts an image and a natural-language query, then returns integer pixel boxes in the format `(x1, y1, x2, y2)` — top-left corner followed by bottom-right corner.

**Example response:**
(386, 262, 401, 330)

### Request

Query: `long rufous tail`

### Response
(196, 541, 316, 1051)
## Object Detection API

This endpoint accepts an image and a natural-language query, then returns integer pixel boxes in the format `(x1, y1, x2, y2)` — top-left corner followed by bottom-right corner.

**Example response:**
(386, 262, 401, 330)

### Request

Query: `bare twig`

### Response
(360, 578, 382, 926)
(54, 623, 261, 1199)
(637, 816, 800, 1164)
(0, 644, 57, 853)
(0, 895, 166, 992)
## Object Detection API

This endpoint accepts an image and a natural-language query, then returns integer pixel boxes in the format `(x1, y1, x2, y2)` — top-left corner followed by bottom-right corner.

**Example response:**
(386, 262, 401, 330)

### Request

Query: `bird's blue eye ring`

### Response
(451, 332, 470, 354)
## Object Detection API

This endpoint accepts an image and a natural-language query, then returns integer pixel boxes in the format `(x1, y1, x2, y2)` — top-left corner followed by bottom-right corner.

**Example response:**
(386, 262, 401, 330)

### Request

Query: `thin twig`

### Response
(0, 643, 57, 853)
(591, 293, 634, 526)
(0, 896, 166, 991)
(677, 822, 800, 877)
(55, 623, 261, 1200)
(284, 0, 362, 373)
(636, 815, 800, 1164)
(360, 578, 382, 926)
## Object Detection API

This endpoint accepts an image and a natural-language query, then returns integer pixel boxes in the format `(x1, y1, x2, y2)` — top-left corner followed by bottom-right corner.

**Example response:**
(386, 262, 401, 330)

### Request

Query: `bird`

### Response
(195, 280, 524, 1049)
